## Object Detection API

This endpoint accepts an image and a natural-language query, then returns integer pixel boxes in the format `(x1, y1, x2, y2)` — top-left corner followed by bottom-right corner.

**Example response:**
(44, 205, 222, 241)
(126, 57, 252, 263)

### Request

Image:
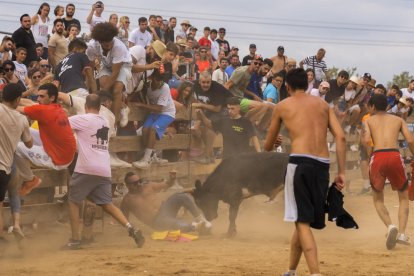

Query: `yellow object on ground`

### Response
(151, 230, 198, 242)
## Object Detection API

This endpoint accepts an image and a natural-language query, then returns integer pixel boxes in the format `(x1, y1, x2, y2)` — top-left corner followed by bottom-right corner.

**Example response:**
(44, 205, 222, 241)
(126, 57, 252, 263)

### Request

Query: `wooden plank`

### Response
(109, 134, 191, 152)
(32, 168, 69, 188)
(2, 203, 62, 226)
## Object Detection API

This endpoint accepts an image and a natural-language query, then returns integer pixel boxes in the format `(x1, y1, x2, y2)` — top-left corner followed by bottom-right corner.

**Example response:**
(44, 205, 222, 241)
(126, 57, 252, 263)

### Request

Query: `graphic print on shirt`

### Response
(91, 125, 109, 147)
(58, 55, 73, 77)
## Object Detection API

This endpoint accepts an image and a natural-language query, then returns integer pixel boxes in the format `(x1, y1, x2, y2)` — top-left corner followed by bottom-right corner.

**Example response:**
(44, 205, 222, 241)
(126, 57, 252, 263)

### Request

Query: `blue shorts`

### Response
(143, 114, 175, 140)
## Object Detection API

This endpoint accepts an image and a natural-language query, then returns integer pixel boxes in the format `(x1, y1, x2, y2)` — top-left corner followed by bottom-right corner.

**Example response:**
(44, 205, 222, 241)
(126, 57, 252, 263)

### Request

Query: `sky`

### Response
(0, 0, 413, 85)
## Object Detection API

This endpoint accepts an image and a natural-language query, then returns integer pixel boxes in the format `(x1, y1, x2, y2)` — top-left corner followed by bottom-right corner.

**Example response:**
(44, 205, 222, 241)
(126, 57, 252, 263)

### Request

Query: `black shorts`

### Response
(0, 170, 11, 202)
(284, 156, 330, 229)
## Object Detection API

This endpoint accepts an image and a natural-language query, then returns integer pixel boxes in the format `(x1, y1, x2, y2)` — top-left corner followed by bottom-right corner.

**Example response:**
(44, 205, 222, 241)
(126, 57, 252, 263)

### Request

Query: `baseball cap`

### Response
(249, 43, 256, 48)
(254, 54, 263, 62)
(320, 81, 330, 89)
(277, 46, 284, 51)
(363, 73, 372, 81)
(231, 46, 239, 51)
(190, 26, 198, 31)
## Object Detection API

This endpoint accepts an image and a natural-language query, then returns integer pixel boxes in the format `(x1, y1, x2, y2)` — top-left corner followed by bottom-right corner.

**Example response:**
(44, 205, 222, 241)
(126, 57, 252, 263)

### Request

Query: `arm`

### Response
(120, 198, 130, 219)
(196, 109, 213, 129)
(131, 61, 161, 73)
(299, 59, 305, 68)
(328, 107, 346, 189)
(401, 119, 414, 155)
(264, 104, 282, 151)
(24, 137, 33, 149)
(58, 92, 71, 106)
(244, 89, 262, 102)
(224, 79, 234, 90)
(31, 14, 38, 25)
(48, 46, 56, 67)
(86, 4, 95, 25)
(251, 136, 261, 152)
(128, 41, 135, 48)
(84, 67, 97, 93)
(149, 171, 177, 192)
(101, 63, 122, 90)
(132, 102, 163, 113)
(192, 102, 221, 113)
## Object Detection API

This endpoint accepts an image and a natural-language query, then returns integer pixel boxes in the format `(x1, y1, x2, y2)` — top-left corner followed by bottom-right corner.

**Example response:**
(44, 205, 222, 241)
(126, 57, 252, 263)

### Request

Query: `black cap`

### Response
(277, 46, 284, 51)
(249, 43, 256, 48)
(190, 26, 198, 31)
(363, 73, 372, 81)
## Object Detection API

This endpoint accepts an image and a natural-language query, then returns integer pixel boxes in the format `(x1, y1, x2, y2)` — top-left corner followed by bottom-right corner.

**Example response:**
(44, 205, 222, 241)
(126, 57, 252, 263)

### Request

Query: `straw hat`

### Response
(176, 39, 187, 47)
(151, 40, 166, 58)
(181, 20, 191, 26)
(349, 76, 359, 84)
(399, 97, 409, 106)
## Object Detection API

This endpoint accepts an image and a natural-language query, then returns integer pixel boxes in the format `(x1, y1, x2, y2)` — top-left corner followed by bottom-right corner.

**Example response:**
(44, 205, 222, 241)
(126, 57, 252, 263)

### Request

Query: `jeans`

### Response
(153, 193, 200, 232)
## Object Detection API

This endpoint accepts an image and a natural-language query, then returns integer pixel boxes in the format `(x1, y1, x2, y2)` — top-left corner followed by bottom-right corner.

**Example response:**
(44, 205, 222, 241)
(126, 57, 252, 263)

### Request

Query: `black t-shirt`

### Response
(326, 79, 345, 103)
(212, 116, 255, 158)
(12, 27, 37, 66)
(193, 81, 232, 118)
(54, 52, 90, 92)
(62, 18, 81, 32)
(242, 55, 254, 66)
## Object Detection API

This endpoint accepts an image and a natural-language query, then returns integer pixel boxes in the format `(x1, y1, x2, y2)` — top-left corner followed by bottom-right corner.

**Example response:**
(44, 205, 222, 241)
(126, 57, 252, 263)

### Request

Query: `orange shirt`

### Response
(196, 60, 211, 73)
(24, 104, 76, 165)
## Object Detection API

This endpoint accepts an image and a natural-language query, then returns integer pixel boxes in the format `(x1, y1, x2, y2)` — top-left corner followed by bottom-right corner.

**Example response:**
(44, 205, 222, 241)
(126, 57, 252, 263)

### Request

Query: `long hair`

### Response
(177, 81, 194, 107)
(37, 2, 50, 15)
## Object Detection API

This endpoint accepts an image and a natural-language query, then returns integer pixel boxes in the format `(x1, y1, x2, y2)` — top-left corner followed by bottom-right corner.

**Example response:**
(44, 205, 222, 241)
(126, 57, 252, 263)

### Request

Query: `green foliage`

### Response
(387, 71, 413, 89)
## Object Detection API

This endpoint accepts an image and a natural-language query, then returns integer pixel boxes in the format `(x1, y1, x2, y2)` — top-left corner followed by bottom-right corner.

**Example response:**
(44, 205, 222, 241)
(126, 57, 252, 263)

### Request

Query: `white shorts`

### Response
(98, 63, 133, 93)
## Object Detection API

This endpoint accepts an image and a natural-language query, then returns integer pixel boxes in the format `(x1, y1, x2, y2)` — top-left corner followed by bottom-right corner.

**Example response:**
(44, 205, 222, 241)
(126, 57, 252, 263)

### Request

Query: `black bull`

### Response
(190, 152, 289, 237)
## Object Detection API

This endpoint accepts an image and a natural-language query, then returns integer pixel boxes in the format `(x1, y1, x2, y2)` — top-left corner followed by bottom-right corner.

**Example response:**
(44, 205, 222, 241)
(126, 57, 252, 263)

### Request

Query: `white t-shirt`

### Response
(210, 39, 219, 60)
(0, 104, 31, 174)
(129, 45, 147, 89)
(388, 104, 409, 115)
(70, 95, 115, 137)
(89, 14, 105, 31)
(344, 89, 356, 101)
(69, 113, 111, 177)
(13, 61, 28, 86)
(401, 88, 414, 100)
(128, 28, 152, 48)
(310, 88, 326, 100)
(211, 68, 228, 85)
(86, 38, 132, 69)
(147, 83, 176, 118)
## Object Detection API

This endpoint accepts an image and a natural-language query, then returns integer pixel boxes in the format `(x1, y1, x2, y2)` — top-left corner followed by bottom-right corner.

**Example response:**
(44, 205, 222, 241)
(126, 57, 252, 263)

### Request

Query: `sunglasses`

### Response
(40, 64, 50, 68)
(219, 31, 225, 34)
(125, 21, 130, 24)
(128, 178, 146, 186)
(32, 75, 41, 79)
(200, 51, 207, 53)
(4, 68, 14, 72)
(253, 62, 262, 66)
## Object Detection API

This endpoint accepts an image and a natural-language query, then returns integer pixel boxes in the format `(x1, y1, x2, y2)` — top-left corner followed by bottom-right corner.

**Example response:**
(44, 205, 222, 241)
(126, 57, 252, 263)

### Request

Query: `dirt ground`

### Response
(1, 178, 414, 276)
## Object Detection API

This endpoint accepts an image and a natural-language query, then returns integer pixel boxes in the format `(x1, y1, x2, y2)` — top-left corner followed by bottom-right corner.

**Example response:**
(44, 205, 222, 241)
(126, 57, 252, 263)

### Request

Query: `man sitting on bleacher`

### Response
(132, 68, 175, 169)
(15, 83, 76, 196)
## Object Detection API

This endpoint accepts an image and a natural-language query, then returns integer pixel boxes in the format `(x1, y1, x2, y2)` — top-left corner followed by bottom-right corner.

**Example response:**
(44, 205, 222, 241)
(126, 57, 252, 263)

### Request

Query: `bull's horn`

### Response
(181, 187, 195, 193)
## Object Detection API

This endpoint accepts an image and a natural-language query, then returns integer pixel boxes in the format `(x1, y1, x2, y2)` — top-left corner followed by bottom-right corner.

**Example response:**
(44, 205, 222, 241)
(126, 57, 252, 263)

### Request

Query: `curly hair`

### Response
(91, 22, 118, 42)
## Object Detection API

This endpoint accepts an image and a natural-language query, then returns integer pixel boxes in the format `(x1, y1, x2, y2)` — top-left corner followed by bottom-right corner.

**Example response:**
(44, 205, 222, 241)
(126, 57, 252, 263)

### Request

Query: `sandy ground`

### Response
(1, 178, 414, 276)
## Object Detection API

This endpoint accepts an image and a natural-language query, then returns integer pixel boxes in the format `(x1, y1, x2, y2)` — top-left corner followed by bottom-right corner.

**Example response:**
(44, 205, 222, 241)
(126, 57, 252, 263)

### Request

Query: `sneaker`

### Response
(128, 227, 145, 248)
(329, 142, 336, 152)
(350, 144, 359, 152)
(61, 239, 82, 250)
(110, 154, 132, 168)
(12, 227, 25, 241)
(396, 233, 411, 246)
(358, 186, 372, 195)
(386, 225, 398, 250)
(132, 159, 152, 169)
(151, 154, 168, 165)
(57, 193, 68, 204)
(19, 176, 42, 196)
(119, 106, 130, 127)
(344, 125, 351, 134)
(282, 272, 297, 276)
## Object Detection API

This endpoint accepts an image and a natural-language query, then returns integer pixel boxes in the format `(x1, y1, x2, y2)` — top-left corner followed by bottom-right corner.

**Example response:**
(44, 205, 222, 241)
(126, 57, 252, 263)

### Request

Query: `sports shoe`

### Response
(282, 272, 297, 276)
(396, 233, 411, 246)
(110, 153, 132, 168)
(128, 227, 145, 248)
(151, 154, 168, 165)
(12, 227, 25, 241)
(132, 158, 152, 169)
(358, 186, 372, 195)
(61, 239, 82, 250)
(119, 106, 130, 127)
(19, 176, 42, 196)
(344, 125, 351, 134)
(57, 192, 68, 204)
(386, 225, 398, 250)
(329, 142, 336, 152)
(350, 144, 359, 152)
(193, 156, 211, 165)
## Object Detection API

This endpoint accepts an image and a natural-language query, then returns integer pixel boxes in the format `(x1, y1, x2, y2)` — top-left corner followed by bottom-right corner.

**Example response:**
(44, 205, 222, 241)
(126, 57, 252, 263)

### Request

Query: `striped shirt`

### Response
(303, 55, 327, 81)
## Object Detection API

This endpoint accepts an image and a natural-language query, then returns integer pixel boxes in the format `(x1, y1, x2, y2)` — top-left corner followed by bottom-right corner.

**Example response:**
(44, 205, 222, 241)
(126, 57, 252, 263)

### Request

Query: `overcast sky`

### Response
(0, 0, 413, 85)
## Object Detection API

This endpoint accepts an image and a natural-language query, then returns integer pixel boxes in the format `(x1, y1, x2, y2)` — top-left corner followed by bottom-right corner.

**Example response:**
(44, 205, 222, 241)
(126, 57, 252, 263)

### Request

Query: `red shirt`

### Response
(24, 104, 76, 165)
(196, 60, 211, 73)
(198, 37, 211, 48)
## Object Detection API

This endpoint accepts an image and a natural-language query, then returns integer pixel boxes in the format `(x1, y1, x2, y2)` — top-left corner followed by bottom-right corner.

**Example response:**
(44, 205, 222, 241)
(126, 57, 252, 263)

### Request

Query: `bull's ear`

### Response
(195, 180, 202, 190)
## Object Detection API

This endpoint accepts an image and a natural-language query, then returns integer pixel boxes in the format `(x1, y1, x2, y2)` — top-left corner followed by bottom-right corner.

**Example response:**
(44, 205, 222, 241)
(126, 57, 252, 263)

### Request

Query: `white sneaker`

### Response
(119, 106, 130, 127)
(386, 224, 398, 250)
(350, 144, 359, 152)
(151, 154, 168, 165)
(344, 125, 351, 134)
(396, 233, 411, 246)
(132, 158, 152, 169)
(110, 154, 132, 167)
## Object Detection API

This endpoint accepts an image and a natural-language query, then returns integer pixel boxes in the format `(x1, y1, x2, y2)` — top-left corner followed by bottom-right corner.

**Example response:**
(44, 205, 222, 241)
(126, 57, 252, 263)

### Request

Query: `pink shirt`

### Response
(69, 113, 111, 177)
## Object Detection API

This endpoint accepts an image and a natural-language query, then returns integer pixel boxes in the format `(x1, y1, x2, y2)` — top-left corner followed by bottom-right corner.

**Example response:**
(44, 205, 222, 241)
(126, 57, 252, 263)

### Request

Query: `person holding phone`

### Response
(86, 1, 105, 32)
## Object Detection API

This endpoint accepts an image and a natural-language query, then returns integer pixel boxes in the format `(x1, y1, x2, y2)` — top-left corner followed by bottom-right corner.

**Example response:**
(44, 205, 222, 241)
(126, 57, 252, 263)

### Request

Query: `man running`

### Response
(264, 68, 346, 276)
(362, 94, 413, 250)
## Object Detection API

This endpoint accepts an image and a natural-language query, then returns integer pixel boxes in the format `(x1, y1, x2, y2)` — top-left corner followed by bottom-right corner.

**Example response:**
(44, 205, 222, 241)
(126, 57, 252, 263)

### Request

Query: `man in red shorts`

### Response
(362, 93, 414, 250)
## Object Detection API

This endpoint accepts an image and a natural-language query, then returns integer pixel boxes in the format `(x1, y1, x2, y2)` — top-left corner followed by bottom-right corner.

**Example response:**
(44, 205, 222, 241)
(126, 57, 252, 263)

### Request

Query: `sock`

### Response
(287, 270, 296, 276)
(363, 179, 370, 189)
(143, 148, 154, 161)
(125, 222, 133, 230)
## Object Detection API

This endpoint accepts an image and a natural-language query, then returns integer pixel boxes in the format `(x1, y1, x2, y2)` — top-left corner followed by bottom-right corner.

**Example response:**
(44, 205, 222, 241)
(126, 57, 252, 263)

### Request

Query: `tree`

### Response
(387, 71, 413, 89)
(325, 66, 358, 80)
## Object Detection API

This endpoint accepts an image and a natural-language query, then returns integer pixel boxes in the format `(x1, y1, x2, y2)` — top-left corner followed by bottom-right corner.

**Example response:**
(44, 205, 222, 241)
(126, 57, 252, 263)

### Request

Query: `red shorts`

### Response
(369, 149, 407, 192)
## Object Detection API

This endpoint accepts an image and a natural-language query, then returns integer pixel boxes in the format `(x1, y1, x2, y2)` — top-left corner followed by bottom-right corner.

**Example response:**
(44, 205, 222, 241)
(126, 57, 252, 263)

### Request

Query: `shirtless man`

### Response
(362, 93, 413, 250)
(121, 171, 211, 233)
(264, 68, 346, 276)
